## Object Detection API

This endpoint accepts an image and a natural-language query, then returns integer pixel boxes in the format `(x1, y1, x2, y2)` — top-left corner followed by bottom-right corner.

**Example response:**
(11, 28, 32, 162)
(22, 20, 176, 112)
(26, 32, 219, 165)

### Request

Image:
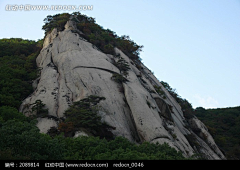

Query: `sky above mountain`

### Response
(0, 0, 239, 109)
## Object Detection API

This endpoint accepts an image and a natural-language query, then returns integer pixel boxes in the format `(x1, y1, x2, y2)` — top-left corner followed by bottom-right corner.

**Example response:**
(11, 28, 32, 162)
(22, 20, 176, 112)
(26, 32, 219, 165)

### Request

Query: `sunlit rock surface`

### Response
(20, 21, 226, 160)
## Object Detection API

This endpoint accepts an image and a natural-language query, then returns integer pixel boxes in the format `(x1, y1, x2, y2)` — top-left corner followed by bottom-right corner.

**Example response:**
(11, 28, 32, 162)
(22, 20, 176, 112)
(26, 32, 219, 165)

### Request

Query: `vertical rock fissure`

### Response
(64, 75, 73, 104)
(122, 83, 142, 143)
(55, 71, 60, 118)
(80, 78, 87, 88)
(50, 53, 60, 118)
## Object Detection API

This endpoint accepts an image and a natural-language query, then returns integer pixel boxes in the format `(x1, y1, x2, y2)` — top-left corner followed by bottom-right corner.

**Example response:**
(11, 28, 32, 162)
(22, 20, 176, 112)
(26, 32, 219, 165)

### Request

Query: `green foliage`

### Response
(75, 14, 143, 61)
(42, 13, 71, 35)
(0, 105, 187, 160)
(0, 38, 52, 159)
(30, 100, 48, 117)
(110, 55, 130, 84)
(60, 95, 114, 139)
(153, 85, 166, 99)
(42, 12, 143, 61)
(0, 106, 28, 122)
(195, 106, 240, 159)
(111, 73, 128, 84)
(113, 56, 130, 76)
(0, 119, 65, 160)
(63, 136, 186, 160)
(0, 38, 38, 58)
(0, 38, 41, 108)
(103, 44, 115, 54)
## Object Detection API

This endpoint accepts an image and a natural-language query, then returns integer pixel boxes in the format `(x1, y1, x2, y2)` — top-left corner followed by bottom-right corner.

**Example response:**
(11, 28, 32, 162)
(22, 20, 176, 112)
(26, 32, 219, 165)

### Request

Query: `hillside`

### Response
(0, 12, 228, 160)
(195, 106, 240, 160)
(0, 38, 188, 160)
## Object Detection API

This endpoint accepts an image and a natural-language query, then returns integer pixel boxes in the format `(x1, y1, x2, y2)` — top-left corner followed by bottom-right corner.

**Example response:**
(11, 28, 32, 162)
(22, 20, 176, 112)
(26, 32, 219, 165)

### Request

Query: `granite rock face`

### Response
(20, 20, 225, 159)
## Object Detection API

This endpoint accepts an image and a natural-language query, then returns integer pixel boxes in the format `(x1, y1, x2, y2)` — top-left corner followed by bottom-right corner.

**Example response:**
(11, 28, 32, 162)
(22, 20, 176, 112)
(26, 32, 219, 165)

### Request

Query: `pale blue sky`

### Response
(0, 0, 239, 109)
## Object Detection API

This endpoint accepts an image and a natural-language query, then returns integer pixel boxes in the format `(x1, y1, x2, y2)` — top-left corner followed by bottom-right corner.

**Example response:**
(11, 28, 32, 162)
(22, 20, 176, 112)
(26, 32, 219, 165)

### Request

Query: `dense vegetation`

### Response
(0, 38, 40, 58)
(0, 38, 42, 108)
(42, 12, 143, 61)
(0, 115, 186, 160)
(195, 106, 240, 160)
(58, 95, 115, 139)
(0, 99, 186, 161)
(0, 104, 186, 160)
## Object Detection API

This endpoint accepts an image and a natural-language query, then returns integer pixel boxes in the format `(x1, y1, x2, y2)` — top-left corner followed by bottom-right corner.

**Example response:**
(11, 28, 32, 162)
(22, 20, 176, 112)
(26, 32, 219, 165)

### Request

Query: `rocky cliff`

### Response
(20, 19, 225, 159)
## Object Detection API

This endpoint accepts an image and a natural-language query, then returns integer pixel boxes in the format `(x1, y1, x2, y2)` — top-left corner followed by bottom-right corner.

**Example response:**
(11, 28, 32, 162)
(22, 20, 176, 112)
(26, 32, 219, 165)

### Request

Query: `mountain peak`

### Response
(19, 13, 225, 160)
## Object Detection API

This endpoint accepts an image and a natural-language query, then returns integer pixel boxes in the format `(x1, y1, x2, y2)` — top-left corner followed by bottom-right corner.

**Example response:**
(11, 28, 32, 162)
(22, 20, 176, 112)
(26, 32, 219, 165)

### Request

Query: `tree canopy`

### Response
(42, 12, 143, 61)
(195, 106, 240, 159)
(0, 38, 42, 108)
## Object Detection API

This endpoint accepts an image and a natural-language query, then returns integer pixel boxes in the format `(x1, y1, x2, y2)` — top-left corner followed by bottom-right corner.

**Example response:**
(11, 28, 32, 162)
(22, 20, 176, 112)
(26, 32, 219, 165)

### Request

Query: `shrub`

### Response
(103, 44, 115, 55)
(115, 57, 130, 73)
(154, 85, 166, 99)
(42, 13, 71, 35)
(60, 95, 115, 139)
(30, 100, 48, 118)
(42, 12, 143, 63)
(111, 73, 128, 84)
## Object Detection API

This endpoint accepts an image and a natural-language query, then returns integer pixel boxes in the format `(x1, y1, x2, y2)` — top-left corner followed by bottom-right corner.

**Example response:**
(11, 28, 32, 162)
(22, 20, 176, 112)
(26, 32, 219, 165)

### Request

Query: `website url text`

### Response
(5, 5, 93, 11)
